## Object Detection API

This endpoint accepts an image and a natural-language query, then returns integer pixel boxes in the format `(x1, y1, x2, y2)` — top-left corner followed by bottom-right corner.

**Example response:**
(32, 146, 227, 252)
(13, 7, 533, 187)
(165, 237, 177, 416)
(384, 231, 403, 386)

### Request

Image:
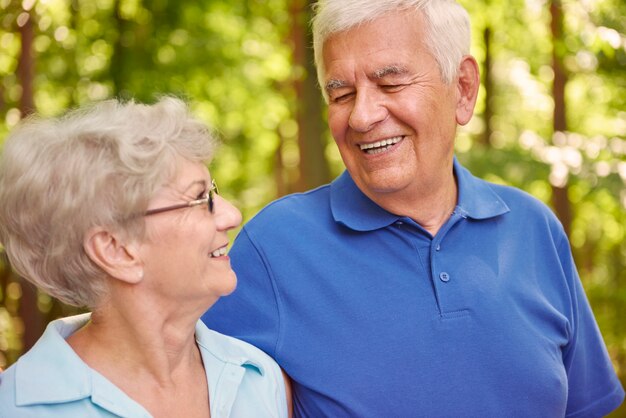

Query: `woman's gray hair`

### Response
(312, 0, 471, 101)
(0, 97, 217, 308)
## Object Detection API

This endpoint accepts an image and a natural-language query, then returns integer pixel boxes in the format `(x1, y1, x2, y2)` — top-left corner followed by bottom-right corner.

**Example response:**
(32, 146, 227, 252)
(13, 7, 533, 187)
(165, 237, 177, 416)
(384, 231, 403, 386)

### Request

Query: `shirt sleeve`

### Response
(202, 226, 282, 359)
(559, 234, 625, 417)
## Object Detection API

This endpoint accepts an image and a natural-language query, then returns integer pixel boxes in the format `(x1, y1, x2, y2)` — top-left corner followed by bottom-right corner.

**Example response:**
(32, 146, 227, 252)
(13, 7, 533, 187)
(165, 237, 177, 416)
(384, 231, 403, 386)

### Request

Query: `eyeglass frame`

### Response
(144, 179, 219, 216)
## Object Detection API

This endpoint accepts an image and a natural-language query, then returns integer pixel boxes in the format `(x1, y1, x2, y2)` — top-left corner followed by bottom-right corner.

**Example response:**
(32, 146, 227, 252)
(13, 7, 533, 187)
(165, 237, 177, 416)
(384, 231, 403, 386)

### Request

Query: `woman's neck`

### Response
(67, 295, 201, 387)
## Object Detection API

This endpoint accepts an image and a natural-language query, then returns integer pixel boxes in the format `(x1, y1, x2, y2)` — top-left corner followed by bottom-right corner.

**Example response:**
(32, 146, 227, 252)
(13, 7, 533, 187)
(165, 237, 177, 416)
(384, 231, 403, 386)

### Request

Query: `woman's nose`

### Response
(214, 195, 242, 231)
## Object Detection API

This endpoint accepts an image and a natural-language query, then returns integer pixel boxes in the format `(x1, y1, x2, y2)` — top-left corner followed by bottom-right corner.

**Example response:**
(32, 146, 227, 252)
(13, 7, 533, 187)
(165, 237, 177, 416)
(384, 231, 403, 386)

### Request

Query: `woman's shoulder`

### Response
(196, 321, 288, 417)
(0, 363, 18, 401)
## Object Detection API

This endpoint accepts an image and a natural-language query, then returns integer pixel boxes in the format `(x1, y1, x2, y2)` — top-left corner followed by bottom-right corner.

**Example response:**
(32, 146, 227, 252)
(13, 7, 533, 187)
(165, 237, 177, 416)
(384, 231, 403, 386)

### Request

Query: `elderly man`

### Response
(204, 0, 625, 416)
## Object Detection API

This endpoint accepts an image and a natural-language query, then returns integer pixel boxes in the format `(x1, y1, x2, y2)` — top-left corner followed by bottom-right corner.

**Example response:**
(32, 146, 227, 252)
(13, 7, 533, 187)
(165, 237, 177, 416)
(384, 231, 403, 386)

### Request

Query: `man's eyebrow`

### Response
(324, 65, 409, 93)
(372, 65, 409, 79)
(325, 79, 348, 93)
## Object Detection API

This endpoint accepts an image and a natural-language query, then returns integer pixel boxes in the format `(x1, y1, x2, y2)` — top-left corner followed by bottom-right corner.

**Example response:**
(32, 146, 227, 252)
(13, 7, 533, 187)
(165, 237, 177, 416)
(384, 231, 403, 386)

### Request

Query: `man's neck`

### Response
(368, 173, 458, 237)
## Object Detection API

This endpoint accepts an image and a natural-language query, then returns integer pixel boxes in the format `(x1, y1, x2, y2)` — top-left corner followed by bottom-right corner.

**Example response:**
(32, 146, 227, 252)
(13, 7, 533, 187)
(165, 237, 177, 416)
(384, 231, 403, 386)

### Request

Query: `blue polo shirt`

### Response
(203, 159, 624, 417)
(0, 313, 288, 418)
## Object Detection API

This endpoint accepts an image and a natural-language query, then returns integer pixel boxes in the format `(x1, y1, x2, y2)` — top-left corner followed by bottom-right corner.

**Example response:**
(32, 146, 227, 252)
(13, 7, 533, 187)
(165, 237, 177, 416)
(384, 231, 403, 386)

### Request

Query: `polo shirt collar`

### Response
(15, 313, 150, 417)
(194, 321, 266, 418)
(194, 320, 265, 376)
(330, 170, 400, 231)
(453, 158, 510, 219)
(330, 157, 509, 231)
(14, 314, 265, 417)
(15, 314, 91, 406)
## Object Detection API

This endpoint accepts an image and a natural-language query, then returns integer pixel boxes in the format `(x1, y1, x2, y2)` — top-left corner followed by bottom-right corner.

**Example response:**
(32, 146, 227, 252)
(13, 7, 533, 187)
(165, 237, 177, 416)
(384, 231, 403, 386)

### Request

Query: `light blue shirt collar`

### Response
(16, 313, 150, 416)
(14, 313, 266, 417)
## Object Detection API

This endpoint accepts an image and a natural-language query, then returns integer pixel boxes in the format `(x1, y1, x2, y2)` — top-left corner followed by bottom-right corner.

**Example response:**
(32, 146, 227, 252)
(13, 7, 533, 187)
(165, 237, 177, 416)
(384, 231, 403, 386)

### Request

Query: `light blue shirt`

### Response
(0, 313, 287, 418)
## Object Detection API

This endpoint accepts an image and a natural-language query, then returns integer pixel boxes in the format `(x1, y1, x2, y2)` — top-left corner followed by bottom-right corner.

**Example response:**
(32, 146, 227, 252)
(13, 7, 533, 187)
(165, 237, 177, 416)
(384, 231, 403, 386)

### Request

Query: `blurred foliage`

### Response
(0, 0, 625, 414)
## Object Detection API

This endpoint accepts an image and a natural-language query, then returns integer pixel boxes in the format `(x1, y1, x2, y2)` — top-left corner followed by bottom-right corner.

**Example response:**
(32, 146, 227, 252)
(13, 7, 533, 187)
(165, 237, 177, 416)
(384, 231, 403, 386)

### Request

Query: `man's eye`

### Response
(332, 92, 354, 103)
(381, 84, 406, 92)
(196, 190, 208, 200)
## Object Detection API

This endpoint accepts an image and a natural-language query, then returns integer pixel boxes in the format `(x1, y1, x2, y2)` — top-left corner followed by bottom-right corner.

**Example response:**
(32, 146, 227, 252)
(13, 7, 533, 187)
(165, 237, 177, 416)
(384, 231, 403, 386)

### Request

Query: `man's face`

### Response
(323, 10, 468, 202)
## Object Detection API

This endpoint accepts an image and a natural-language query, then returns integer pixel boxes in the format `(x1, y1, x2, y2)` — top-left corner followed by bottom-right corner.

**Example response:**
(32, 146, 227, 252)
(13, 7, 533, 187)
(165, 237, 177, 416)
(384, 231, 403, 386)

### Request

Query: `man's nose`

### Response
(348, 89, 388, 132)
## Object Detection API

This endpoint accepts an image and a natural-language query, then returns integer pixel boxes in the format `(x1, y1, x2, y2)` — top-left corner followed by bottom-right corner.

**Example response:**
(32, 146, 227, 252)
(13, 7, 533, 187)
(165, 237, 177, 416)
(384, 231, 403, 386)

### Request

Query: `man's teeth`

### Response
(359, 136, 403, 154)
(210, 247, 227, 257)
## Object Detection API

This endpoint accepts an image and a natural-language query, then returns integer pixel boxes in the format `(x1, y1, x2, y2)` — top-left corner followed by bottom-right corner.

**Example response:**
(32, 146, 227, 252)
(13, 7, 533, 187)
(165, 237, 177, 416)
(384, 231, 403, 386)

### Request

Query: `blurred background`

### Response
(0, 0, 624, 414)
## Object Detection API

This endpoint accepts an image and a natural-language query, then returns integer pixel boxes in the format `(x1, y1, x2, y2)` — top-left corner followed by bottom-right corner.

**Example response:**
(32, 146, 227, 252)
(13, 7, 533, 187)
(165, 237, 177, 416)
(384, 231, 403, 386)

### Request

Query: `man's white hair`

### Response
(311, 0, 471, 101)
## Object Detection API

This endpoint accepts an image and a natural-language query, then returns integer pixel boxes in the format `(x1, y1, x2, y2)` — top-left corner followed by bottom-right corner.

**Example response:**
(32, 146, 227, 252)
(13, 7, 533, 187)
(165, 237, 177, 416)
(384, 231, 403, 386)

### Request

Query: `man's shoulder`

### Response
(264, 183, 331, 211)
(486, 181, 565, 235)
(245, 184, 332, 228)
(488, 182, 554, 215)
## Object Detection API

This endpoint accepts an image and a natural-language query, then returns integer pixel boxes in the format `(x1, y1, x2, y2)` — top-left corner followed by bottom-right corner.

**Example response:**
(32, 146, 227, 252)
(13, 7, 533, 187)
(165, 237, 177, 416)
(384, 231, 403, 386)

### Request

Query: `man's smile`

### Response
(358, 135, 404, 155)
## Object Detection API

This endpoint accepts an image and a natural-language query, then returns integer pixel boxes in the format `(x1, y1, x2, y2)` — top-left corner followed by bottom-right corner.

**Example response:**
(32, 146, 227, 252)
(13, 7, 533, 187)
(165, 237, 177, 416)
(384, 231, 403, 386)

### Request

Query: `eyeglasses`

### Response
(144, 179, 219, 216)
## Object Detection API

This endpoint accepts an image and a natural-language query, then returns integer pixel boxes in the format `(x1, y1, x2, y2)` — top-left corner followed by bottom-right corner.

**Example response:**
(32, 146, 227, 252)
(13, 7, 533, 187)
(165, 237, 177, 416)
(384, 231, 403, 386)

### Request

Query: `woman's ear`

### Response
(83, 227, 144, 284)
(455, 55, 480, 126)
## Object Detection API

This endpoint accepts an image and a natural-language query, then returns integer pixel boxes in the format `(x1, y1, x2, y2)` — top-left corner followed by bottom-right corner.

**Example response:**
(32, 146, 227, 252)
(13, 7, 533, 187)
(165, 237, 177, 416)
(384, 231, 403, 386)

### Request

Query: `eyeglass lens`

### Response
(208, 180, 219, 213)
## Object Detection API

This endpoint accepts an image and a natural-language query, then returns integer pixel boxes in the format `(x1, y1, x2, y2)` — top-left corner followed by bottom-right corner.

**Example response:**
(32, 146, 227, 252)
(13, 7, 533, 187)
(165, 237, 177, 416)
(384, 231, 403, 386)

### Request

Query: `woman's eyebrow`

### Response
(180, 179, 208, 194)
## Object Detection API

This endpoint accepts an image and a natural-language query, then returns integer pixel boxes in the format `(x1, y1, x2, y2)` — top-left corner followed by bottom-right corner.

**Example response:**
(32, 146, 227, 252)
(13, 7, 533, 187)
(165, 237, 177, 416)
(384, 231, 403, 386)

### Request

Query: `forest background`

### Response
(0, 0, 625, 414)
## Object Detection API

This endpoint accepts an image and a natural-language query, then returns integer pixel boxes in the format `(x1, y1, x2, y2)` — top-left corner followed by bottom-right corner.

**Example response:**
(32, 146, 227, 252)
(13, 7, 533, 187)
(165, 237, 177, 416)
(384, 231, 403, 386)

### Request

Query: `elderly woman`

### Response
(0, 98, 290, 417)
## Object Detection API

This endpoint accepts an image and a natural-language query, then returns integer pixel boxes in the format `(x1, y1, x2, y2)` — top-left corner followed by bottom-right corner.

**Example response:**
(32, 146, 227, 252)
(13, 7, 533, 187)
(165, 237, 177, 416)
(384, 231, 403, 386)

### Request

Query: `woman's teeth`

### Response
(210, 247, 227, 258)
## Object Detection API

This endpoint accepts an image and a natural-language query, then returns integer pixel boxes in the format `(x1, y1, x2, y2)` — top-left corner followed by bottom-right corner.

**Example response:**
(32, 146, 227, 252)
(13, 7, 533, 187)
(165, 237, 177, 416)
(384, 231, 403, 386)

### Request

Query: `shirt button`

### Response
(435, 244, 441, 251)
(439, 272, 450, 282)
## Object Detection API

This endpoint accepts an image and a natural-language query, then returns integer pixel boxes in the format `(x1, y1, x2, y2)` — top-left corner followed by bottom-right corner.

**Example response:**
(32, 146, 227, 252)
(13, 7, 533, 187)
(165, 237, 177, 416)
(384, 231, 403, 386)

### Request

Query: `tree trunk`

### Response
(274, 135, 288, 197)
(110, 0, 127, 97)
(481, 26, 493, 147)
(549, 0, 572, 237)
(289, 0, 330, 192)
(16, 8, 44, 353)
(17, 9, 35, 117)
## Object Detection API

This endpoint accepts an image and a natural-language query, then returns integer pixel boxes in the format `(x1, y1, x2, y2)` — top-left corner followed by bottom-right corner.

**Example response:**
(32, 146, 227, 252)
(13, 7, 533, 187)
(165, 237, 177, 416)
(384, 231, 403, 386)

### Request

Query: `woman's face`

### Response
(138, 158, 242, 309)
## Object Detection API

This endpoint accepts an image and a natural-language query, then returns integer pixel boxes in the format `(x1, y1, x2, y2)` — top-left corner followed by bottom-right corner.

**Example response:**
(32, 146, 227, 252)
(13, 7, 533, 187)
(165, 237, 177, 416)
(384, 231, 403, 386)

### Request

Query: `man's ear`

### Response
(455, 55, 480, 126)
(83, 227, 144, 284)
